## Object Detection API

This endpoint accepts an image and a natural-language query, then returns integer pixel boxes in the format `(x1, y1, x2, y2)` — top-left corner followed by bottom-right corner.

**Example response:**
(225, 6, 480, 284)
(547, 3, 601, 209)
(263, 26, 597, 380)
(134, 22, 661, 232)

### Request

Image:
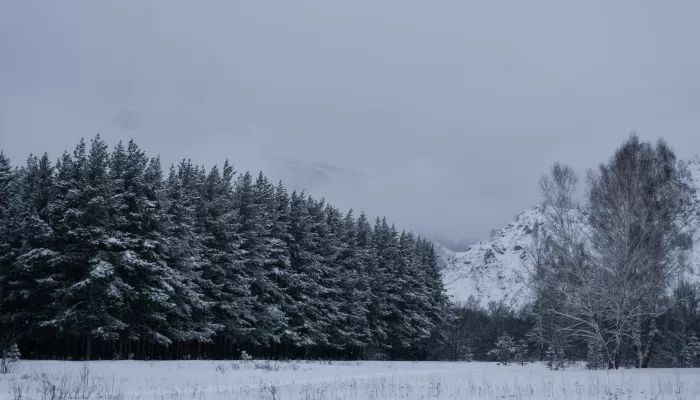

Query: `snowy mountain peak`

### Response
(443, 158, 700, 309)
(441, 206, 545, 308)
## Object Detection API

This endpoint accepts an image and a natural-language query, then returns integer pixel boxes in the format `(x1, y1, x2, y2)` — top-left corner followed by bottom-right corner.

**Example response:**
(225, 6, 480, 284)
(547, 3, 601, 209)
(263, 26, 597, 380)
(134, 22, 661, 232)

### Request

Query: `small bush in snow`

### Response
(254, 360, 280, 372)
(586, 339, 606, 370)
(514, 339, 528, 365)
(240, 350, 253, 361)
(252, 360, 299, 372)
(488, 332, 515, 365)
(215, 363, 228, 374)
(545, 345, 567, 370)
(1, 340, 20, 374)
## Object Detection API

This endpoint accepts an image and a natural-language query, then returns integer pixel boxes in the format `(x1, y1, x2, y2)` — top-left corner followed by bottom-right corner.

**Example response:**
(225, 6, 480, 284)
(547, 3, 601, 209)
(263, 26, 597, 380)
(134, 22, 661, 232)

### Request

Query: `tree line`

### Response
(0, 136, 451, 361)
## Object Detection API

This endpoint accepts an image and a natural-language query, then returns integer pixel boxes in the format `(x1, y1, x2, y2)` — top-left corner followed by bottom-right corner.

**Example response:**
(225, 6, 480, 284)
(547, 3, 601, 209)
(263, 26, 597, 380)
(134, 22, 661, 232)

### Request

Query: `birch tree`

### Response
(525, 163, 588, 362)
(587, 134, 694, 367)
(533, 135, 694, 368)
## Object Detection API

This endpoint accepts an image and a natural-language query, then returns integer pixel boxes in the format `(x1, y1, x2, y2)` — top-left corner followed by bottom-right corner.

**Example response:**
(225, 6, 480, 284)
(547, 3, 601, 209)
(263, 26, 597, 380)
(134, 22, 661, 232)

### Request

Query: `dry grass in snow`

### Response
(1, 360, 700, 400)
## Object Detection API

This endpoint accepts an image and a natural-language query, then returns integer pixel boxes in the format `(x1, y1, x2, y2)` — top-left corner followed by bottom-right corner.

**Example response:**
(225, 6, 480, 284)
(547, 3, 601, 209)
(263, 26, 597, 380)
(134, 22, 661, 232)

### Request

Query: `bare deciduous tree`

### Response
(587, 135, 694, 368)
(530, 135, 695, 368)
(524, 162, 587, 362)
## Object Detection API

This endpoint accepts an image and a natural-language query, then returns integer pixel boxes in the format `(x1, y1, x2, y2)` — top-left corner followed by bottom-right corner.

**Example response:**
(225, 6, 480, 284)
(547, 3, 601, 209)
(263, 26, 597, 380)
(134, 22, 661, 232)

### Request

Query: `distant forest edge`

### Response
(4, 134, 700, 369)
(0, 135, 451, 361)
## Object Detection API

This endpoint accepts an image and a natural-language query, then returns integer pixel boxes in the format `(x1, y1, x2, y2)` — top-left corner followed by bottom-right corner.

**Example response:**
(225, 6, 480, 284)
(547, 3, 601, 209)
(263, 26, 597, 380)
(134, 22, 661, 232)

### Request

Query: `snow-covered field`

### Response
(2, 360, 700, 400)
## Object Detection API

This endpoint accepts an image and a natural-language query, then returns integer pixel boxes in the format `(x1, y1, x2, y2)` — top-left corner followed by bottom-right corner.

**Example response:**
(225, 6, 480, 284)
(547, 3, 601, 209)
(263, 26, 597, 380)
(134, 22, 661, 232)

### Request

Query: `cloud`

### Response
(2, 0, 700, 240)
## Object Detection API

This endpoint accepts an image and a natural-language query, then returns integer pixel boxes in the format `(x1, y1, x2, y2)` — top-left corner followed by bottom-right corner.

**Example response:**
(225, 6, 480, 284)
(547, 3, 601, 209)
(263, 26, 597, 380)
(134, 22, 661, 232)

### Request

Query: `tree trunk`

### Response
(85, 335, 92, 361)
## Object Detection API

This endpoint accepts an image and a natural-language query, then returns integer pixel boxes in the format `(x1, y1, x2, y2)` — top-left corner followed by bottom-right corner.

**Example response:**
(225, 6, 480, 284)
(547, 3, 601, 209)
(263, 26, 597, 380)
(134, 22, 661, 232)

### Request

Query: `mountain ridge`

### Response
(442, 156, 700, 308)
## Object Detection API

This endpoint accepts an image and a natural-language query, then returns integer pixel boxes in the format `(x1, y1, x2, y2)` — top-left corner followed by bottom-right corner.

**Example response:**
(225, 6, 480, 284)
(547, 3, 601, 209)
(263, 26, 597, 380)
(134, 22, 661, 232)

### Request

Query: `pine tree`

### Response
(453, 339, 474, 362)
(331, 210, 371, 352)
(9, 154, 61, 339)
(0, 152, 16, 335)
(488, 332, 515, 365)
(399, 231, 435, 356)
(162, 160, 221, 352)
(416, 238, 453, 359)
(586, 339, 605, 370)
(109, 142, 202, 355)
(322, 205, 361, 351)
(230, 172, 288, 348)
(52, 136, 129, 359)
(545, 344, 566, 370)
(0, 151, 15, 245)
(0, 138, 452, 361)
(354, 212, 385, 359)
(269, 181, 298, 351)
(195, 161, 253, 350)
(1, 155, 59, 337)
(306, 199, 344, 351)
(514, 339, 528, 365)
(371, 218, 403, 354)
(681, 333, 700, 368)
(0, 336, 20, 374)
(285, 192, 333, 352)
(0, 152, 13, 213)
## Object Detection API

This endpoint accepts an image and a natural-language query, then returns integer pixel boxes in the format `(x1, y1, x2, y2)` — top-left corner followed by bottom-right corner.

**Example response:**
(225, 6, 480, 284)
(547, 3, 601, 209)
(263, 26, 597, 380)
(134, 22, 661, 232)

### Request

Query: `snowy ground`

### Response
(2, 360, 700, 400)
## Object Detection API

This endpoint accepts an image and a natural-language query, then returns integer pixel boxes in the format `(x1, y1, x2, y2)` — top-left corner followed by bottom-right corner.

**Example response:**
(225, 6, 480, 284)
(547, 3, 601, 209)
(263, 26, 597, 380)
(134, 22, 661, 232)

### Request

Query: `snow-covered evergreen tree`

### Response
(680, 333, 700, 368)
(371, 218, 403, 355)
(586, 339, 606, 370)
(162, 160, 222, 349)
(455, 342, 474, 362)
(5, 154, 61, 338)
(230, 172, 287, 347)
(283, 193, 336, 352)
(187, 162, 250, 347)
(331, 209, 371, 352)
(52, 136, 129, 358)
(488, 332, 516, 365)
(514, 339, 528, 365)
(415, 238, 453, 359)
(0, 337, 20, 374)
(354, 211, 384, 358)
(0, 137, 452, 361)
(545, 344, 566, 370)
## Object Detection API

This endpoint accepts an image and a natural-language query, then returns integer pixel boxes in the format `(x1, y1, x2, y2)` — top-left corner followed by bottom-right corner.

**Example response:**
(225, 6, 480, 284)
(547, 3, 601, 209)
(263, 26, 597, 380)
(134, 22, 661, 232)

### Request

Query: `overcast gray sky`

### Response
(2, 0, 700, 241)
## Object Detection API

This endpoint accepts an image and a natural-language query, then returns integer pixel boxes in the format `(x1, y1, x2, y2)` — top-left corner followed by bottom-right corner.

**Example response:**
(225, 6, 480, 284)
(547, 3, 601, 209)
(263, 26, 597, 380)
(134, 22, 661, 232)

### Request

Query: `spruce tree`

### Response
(54, 136, 130, 358)
(586, 339, 605, 370)
(286, 191, 330, 351)
(333, 210, 371, 352)
(162, 160, 221, 352)
(230, 172, 286, 348)
(488, 332, 516, 365)
(323, 205, 354, 350)
(355, 212, 384, 358)
(1, 155, 60, 338)
(372, 218, 404, 355)
(270, 181, 297, 348)
(0, 138, 451, 361)
(108, 142, 197, 355)
(0, 152, 16, 335)
(196, 162, 253, 349)
(0, 152, 13, 214)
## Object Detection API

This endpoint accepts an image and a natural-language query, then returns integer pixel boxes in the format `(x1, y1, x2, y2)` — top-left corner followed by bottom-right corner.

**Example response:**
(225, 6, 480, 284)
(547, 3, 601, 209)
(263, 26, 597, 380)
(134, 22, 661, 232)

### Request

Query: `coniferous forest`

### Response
(0, 136, 451, 361)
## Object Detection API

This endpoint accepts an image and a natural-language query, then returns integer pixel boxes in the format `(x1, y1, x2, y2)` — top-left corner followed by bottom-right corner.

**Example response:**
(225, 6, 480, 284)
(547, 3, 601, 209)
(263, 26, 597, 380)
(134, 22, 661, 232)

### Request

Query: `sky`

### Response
(2, 0, 700, 242)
